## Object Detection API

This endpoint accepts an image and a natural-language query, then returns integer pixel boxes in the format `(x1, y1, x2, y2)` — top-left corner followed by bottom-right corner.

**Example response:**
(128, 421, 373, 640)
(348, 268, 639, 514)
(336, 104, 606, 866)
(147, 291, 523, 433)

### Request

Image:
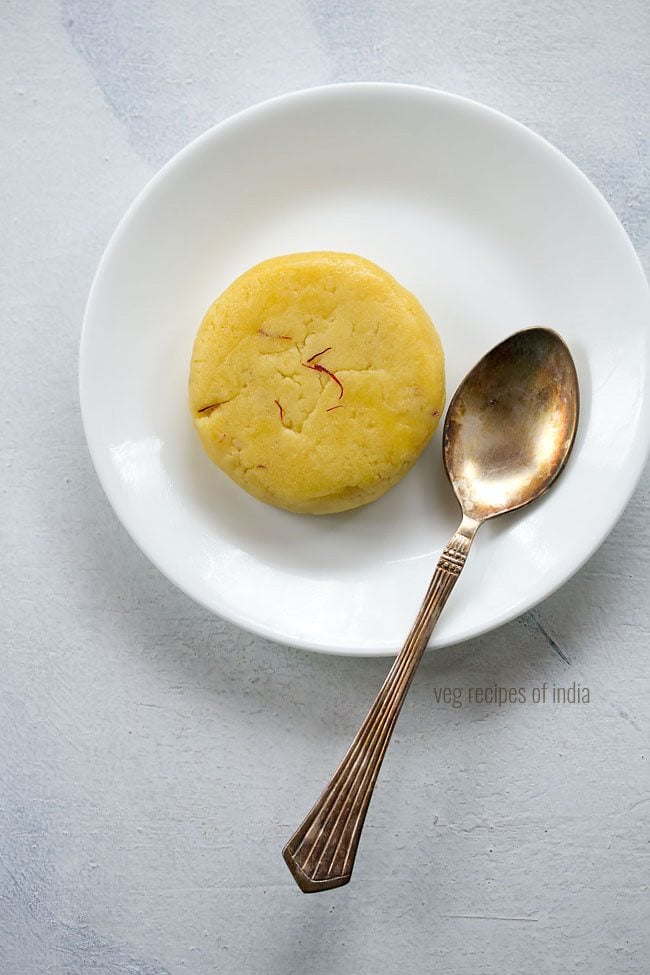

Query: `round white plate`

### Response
(80, 83, 650, 655)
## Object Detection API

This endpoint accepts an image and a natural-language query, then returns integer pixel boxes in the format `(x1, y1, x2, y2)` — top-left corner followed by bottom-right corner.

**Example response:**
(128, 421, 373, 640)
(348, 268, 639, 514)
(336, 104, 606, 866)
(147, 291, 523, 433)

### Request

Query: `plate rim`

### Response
(79, 81, 650, 656)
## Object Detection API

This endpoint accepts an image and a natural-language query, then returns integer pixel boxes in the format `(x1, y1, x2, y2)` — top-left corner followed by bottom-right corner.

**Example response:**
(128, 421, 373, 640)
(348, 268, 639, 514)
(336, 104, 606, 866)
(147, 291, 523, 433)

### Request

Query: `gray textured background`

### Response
(2, 1, 649, 972)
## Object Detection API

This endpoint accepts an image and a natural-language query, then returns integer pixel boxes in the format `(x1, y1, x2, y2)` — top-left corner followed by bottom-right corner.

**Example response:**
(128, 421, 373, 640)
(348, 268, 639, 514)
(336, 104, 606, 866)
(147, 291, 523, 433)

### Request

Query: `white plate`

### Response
(80, 83, 650, 656)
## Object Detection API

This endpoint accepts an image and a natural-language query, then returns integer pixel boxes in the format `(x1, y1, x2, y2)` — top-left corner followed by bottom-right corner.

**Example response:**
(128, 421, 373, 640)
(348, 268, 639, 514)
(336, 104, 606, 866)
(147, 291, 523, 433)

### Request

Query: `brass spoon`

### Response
(283, 327, 579, 893)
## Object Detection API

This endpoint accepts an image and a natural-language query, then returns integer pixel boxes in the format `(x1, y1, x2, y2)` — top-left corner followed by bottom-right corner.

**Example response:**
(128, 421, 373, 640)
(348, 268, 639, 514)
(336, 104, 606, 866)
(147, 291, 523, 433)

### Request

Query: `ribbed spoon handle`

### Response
(283, 515, 479, 892)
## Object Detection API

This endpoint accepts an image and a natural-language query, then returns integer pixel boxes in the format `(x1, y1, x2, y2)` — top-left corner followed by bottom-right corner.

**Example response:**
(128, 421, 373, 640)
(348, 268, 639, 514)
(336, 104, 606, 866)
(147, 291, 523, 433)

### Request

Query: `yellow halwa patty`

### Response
(189, 252, 445, 514)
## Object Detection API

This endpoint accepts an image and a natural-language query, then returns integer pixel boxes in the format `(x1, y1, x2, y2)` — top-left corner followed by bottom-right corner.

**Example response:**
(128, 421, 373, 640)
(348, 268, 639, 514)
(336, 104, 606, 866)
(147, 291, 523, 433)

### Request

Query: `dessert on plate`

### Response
(189, 252, 445, 514)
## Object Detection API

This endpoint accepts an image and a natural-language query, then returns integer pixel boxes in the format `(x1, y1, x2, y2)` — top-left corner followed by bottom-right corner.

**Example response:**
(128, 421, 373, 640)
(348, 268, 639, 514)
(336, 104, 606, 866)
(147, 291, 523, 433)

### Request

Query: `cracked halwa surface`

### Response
(189, 252, 445, 513)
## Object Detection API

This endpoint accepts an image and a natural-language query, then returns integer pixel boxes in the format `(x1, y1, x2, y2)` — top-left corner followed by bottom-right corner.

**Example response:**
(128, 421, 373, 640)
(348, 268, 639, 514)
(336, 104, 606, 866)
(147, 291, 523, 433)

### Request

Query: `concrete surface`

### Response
(1, 0, 649, 972)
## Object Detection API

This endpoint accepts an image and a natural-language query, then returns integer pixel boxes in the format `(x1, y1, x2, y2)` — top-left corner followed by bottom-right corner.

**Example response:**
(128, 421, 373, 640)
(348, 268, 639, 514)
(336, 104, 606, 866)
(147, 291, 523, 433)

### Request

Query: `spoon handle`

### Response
(283, 515, 479, 892)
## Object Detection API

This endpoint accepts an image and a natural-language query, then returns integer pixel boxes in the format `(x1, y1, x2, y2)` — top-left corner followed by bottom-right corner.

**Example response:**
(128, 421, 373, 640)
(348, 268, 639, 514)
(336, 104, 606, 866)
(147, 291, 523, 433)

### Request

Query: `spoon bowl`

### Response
(444, 328, 579, 522)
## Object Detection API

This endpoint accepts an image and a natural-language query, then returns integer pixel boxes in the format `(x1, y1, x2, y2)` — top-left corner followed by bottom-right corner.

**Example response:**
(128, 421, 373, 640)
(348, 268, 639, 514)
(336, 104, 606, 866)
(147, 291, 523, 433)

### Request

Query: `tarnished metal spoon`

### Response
(283, 327, 579, 892)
